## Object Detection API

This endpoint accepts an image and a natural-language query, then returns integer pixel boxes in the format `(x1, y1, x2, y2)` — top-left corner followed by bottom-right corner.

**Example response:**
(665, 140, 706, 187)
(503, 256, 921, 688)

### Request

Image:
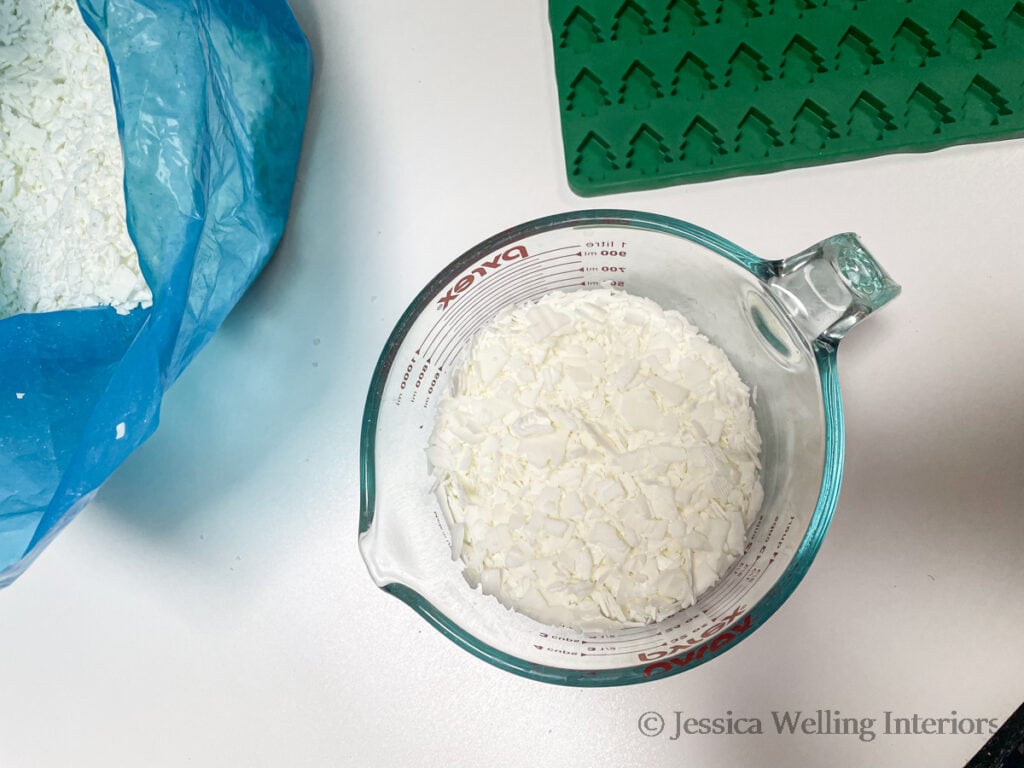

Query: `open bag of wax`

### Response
(0, 0, 312, 587)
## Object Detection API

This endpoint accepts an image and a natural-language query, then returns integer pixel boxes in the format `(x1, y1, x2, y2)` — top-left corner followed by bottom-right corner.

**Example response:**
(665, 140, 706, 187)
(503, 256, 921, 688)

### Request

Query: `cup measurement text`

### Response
(395, 355, 441, 407)
(583, 241, 628, 287)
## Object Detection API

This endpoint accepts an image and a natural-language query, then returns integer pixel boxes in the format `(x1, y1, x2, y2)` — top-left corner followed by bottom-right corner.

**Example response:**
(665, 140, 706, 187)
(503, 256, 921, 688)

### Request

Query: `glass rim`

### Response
(358, 209, 845, 686)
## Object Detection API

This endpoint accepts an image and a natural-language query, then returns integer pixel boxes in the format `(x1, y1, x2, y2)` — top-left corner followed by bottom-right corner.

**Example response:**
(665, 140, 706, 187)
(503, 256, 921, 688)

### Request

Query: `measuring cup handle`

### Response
(766, 233, 901, 346)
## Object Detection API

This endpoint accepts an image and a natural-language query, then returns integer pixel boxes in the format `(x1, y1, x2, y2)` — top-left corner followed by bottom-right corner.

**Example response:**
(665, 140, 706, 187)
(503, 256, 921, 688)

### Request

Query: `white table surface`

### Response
(2, 2, 1023, 766)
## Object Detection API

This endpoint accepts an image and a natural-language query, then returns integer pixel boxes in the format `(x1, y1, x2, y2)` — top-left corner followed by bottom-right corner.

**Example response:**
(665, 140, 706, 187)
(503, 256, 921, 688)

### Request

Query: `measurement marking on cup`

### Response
(405, 360, 442, 406)
(701, 559, 765, 617)
(432, 243, 582, 312)
(418, 252, 583, 362)
(564, 623, 663, 647)
(700, 567, 758, 619)
(417, 247, 582, 361)
(397, 235, 636, 409)
(438, 266, 586, 361)
(581, 637, 664, 656)
(413, 245, 580, 361)
(579, 648, 644, 657)
(696, 514, 793, 618)
(424, 256, 583, 363)
(435, 273, 587, 369)
(395, 249, 586, 408)
(697, 522, 767, 616)
(428, 265, 586, 372)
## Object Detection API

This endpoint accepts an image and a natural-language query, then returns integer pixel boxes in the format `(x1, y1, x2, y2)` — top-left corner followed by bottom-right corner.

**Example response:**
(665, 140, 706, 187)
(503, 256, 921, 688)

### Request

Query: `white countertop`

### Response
(2, 2, 1022, 766)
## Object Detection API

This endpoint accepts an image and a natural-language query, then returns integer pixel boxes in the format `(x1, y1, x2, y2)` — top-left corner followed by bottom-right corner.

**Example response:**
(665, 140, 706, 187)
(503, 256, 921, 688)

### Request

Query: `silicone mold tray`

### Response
(549, 0, 1024, 194)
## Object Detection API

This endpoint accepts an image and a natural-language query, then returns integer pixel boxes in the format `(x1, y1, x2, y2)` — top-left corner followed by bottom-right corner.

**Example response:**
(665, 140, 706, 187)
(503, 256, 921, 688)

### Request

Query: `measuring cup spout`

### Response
(766, 234, 901, 346)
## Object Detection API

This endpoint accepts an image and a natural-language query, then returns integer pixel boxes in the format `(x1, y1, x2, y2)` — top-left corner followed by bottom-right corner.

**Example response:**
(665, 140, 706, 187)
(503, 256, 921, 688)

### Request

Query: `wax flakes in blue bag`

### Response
(0, 0, 313, 586)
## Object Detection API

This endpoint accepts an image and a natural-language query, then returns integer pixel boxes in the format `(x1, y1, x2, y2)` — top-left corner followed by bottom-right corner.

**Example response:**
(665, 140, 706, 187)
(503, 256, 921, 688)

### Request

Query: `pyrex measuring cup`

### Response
(359, 210, 899, 686)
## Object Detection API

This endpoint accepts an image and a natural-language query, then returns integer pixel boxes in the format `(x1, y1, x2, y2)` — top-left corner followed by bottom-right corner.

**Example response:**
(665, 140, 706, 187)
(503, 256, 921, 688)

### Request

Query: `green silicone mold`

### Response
(549, 0, 1024, 194)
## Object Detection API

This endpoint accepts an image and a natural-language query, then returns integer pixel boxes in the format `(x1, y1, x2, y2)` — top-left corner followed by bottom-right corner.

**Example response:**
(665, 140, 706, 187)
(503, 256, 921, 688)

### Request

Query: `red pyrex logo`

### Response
(436, 245, 529, 310)
(640, 607, 753, 677)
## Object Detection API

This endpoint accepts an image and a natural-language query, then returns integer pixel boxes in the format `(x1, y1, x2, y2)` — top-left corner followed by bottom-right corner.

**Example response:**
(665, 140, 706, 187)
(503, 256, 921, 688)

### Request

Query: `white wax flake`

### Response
(114, 421, 126, 440)
(0, 0, 152, 320)
(15, 392, 25, 399)
(428, 288, 764, 630)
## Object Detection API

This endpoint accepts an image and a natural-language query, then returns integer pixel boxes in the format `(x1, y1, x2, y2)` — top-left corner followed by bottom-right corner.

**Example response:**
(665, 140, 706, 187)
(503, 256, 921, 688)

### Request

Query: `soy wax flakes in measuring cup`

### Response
(362, 211, 900, 684)
(427, 287, 764, 632)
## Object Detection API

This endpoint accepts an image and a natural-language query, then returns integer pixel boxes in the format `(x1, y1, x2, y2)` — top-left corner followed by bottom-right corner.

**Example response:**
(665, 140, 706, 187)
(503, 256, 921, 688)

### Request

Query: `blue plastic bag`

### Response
(0, 0, 313, 586)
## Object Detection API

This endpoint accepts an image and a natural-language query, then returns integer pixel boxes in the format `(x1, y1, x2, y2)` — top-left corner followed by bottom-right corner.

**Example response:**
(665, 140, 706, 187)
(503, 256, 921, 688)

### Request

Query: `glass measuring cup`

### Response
(359, 210, 900, 686)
